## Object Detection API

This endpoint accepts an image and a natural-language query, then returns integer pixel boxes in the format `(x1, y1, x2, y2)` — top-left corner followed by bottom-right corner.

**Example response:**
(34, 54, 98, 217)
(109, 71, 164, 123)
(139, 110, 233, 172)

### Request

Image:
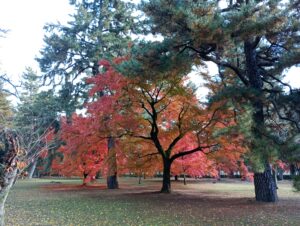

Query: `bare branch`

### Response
(170, 144, 218, 162)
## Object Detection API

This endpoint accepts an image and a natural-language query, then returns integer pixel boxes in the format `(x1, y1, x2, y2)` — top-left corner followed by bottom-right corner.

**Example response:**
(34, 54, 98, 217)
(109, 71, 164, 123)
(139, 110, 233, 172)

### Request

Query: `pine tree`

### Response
(140, 0, 300, 202)
(0, 83, 13, 128)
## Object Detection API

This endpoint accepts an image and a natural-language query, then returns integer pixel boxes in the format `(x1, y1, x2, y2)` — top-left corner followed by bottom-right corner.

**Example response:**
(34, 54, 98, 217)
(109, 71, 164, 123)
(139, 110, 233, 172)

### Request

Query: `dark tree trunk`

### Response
(161, 159, 171, 193)
(82, 173, 88, 186)
(28, 160, 38, 179)
(244, 40, 278, 202)
(107, 137, 118, 189)
(290, 164, 296, 176)
(273, 168, 278, 189)
(174, 175, 178, 181)
(107, 174, 118, 189)
(254, 164, 278, 202)
(277, 169, 284, 181)
(138, 173, 142, 184)
(183, 174, 187, 185)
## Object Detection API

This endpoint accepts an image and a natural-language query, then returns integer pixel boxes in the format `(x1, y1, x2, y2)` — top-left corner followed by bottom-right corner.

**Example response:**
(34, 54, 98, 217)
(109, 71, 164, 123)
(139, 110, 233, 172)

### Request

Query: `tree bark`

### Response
(254, 164, 278, 202)
(28, 160, 38, 179)
(161, 158, 171, 193)
(244, 40, 278, 202)
(106, 137, 118, 189)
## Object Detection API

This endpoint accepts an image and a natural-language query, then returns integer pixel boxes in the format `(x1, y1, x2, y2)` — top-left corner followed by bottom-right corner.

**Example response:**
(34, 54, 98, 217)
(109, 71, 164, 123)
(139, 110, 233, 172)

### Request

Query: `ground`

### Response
(5, 177, 300, 226)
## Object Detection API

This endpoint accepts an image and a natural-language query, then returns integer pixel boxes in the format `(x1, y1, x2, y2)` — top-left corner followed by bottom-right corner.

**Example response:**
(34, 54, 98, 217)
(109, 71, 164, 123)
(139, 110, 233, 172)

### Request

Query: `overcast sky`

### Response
(0, 0, 299, 89)
(0, 0, 73, 82)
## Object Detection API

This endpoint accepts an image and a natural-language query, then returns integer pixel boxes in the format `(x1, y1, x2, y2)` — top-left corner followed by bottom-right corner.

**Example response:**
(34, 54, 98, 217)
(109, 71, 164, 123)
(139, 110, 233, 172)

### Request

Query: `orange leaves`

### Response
(55, 57, 251, 181)
(53, 115, 106, 181)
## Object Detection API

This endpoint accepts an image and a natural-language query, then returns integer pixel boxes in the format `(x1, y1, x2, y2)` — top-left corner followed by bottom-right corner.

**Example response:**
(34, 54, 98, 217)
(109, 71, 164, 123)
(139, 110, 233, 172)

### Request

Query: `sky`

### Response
(0, 0, 74, 82)
(0, 0, 299, 89)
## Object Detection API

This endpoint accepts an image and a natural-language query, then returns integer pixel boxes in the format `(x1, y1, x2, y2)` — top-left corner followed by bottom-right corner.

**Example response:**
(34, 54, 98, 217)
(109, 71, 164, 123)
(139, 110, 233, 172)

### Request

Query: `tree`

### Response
(37, 0, 137, 119)
(14, 68, 60, 178)
(0, 84, 13, 128)
(0, 129, 22, 226)
(88, 60, 248, 193)
(140, 0, 300, 201)
(52, 115, 106, 185)
(38, 0, 138, 188)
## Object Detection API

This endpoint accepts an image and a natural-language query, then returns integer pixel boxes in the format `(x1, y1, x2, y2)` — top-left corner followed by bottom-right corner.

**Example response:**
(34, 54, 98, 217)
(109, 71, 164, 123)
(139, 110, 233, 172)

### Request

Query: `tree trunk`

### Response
(244, 40, 278, 202)
(82, 173, 88, 186)
(28, 160, 38, 179)
(161, 159, 171, 193)
(174, 175, 178, 181)
(183, 174, 187, 185)
(277, 169, 284, 181)
(273, 168, 278, 189)
(254, 164, 278, 202)
(107, 137, 118, 189)
(290, 164, 296, 176)
(0, 169, 17, 226)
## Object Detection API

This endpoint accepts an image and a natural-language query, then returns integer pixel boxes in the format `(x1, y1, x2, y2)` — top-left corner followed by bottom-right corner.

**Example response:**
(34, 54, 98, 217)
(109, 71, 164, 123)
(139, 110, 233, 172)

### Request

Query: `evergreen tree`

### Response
(37, 0, 138, 188)
(139, 0, 300, 202)
(37, 0, 137, 119)
(0, 83, 13, 128)
(14, 69, 60, 178)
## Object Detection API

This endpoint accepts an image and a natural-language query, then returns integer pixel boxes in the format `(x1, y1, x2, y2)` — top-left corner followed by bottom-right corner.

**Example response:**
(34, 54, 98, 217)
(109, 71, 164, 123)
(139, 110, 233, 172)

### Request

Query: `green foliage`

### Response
(140, 0, 300, 176)
(293, 175, 300, 192)
(0, 86, 13, 128)
(119, 40, 192, 80)
(38, 0, 138, 119)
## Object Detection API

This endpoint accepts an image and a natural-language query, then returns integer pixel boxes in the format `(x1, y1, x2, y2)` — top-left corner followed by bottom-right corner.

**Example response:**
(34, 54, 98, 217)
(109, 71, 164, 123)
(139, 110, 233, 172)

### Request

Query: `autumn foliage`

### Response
(53, 59, 250, 188)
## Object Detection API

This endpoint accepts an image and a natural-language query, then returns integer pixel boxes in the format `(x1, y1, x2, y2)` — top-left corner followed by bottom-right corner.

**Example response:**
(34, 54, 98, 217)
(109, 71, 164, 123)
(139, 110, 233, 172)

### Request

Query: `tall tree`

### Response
(88, 60, 247, 193)
(37, 0, 137, 118)
(140, 0, 300, 202)
(0, 83, 13, 128)
(14, 69, 60, 178)
(37, 0, 137, 188)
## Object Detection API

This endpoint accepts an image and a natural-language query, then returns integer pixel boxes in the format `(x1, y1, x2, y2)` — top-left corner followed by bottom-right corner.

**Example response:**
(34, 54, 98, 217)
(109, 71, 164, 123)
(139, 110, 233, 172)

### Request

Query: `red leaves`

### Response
(55, 57, 251, 181)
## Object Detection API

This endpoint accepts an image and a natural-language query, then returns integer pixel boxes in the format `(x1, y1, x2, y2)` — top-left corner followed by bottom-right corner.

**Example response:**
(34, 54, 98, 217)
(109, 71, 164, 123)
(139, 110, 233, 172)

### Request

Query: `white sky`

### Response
(0, 0, 74, 82)
(0, 0, 299, 90)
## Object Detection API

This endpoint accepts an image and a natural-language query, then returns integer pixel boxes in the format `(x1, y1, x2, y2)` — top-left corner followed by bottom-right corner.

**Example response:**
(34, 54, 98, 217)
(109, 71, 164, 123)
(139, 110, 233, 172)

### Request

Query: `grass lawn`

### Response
(5, 177, 300, 226)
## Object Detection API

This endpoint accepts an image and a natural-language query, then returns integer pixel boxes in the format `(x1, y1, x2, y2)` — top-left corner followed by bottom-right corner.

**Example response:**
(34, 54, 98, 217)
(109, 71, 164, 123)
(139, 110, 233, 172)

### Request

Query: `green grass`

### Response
(5, 178, 300, 226)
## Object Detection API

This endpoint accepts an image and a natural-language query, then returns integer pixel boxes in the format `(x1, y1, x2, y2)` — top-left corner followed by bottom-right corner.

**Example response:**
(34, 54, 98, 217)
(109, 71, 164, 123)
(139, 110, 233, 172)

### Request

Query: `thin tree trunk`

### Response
(82, 173, 88, 186)
(28, 160, 38, 179)
(0, 169, 17, 226)
(138, 172, 142, 184)
(273, 168, 278, 189)
(174, 175, 178, 181)
(290, 164, 296, 176)
(277, 169, 284, 181)
(183, 174, 187, 185)
(107, 137, 118, 189)
(254, 164, 278, 202)
(161, 158, 171, 193)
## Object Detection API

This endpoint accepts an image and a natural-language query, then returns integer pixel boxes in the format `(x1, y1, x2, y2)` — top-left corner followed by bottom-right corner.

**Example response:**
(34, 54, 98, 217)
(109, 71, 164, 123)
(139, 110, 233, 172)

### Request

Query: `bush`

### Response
(293, 175, 300, 191)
